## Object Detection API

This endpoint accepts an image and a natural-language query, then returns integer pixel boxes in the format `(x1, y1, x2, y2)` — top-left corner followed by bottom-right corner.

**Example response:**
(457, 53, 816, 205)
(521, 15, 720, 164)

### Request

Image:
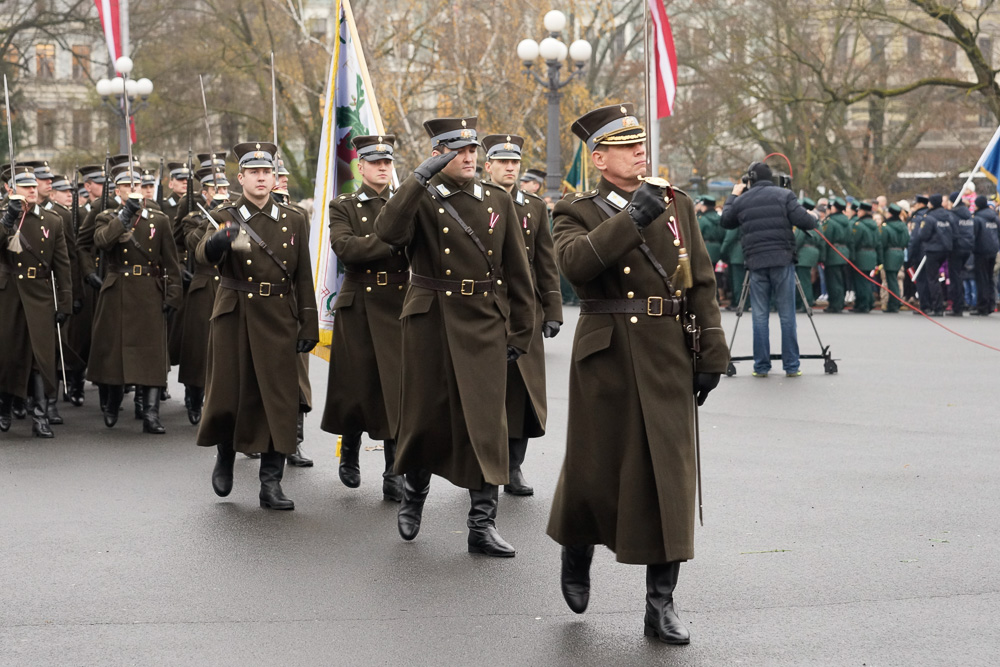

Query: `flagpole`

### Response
(649, 14, 660, 179)
(954, 121, 1000, 205)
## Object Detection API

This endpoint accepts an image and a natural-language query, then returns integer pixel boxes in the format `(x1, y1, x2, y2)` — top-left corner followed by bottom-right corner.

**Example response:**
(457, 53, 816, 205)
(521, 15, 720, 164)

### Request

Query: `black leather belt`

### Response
(0, 263, 51, 279)
(345, 270, 409, 286)
(580, 296, 683, 317)
(194, 267, 219, 277)
(219, 276, 290, 297)
(410, 273, 493, 295)
(107, 263, 162, 277)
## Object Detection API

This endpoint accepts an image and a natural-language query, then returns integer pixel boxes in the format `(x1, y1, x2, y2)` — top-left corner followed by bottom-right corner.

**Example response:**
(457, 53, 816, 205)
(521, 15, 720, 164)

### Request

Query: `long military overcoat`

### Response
(0, 202, 73, 396)
(43, 200, 86, 371)
(321, 183, 407, 440)
(195, 195, 318, 456)
(87, 203, 183, 387)
(177, 209, 219, 388)
(546, 177, 729, 564)
(503, 186, 562, 439)
(374, 173, 535, 489)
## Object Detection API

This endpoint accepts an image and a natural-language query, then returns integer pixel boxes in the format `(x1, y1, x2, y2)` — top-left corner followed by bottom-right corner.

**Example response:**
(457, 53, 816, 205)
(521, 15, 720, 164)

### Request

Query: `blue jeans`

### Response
(750, 265, 799, 374)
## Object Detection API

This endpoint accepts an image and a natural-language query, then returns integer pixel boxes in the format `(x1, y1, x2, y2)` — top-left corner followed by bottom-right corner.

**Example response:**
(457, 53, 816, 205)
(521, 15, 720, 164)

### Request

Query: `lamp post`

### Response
(96, 57, 153, 154)
(518, 10, 592, 201)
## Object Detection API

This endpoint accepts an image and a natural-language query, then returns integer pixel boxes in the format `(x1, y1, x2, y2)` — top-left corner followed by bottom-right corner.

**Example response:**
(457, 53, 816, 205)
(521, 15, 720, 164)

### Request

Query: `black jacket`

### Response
(973, 208, 1000, 256)
(908, 208, 928, 262)
(919, 208, 954, 254)
(949, 204, 975, 254)
(720, 180, 815, 270)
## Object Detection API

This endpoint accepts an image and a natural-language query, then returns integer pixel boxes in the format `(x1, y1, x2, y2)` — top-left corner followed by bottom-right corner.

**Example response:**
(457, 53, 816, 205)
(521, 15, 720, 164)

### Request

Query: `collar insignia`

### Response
(238, 205, 251, 221)
(436, 183, 452, 197)
(357, 191, 371, 202)
(140, 208, 150, 219)
(167, 196, 176, 206)
(44, 201, 53, 210)
(472, 183, 483, 201)
(514, 190, 525, 206)
(606, 191, 629, 210)
(268, 204, 279, 220)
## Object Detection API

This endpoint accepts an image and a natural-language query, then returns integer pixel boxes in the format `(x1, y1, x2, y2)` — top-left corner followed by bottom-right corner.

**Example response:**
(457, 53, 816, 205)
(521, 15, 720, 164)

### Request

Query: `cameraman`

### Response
(721, 162, 816, 377)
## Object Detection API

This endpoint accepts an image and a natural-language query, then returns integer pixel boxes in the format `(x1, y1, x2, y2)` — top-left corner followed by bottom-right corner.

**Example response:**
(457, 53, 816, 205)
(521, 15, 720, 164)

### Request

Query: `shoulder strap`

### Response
(592, 196, 674, 292)
(223, 206, 292, 281)
(13, 230, 49, 270)
(425, 183, 495, 277)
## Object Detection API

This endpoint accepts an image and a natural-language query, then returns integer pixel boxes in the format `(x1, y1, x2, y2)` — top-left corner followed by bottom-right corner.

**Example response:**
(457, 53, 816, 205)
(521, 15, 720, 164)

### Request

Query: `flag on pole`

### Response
(562, 141, 587, 192)
(308, 0, 389, 358)
(647, 0, 678, 119)
(94, 0, 136, 142)
(978, 123, 1000, 190)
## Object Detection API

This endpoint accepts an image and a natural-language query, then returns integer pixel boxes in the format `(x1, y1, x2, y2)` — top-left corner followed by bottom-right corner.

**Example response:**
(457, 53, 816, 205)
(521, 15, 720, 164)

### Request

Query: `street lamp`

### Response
(518, 9, 592, 200)
(96, 56, 154, 153)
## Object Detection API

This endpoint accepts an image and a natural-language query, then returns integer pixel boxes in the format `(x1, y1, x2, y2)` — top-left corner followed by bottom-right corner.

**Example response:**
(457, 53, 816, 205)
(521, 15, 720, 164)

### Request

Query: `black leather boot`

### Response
(98, 383, 108, 413)
(287, 413, 313, 467)
(12, 396, 26, 420)
(212, 442, 236, 497)
(186, 386, 204, 425)
(69, 370, 85, 407)
(0, 393, 13, 432)
(134, 385, 145, 420)
(296, 411, 304, 444)
(338, 431, 362, 488)
(142, 386, 165, 434)
(643, 562, 690, 644)
(103, 384, 124, 428)
(259, 451, 294, 510)
(30, 373, 54, 438)
(160, 386, 170, 401)
(467, 483, 515, 557)
(397, 468, 431, 540)
(381, 439, 403, 502)
(46, 395, 64, 425)
(504, 437, 533, 496)
(561, 545, 595, 614)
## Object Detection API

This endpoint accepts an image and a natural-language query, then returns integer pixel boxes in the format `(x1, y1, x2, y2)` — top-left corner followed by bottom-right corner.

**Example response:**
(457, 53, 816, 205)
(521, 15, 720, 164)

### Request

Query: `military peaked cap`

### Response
(423, 117, 478, 149)
(520, 168, 546, 185)
(572, 103, 646, 152)
(3, 165, 38, 187)
(50, 175, 72, 191)
(233, 142, 277, 169)
(79, 165, 106, 184)
(353, 134, 396, 162)
(482, 134, 524, 161)
(167, 162, 191, 179)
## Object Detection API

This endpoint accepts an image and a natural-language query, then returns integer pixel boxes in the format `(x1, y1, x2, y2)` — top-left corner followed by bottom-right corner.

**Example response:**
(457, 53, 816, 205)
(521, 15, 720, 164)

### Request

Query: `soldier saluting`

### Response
(196, 142, 318, 511)
(374, 117, 535, 557)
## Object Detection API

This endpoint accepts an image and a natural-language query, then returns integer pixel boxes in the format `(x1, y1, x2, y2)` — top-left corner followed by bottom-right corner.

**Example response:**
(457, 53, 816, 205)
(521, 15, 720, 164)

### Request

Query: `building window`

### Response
(37, 109, 57, 147)
(35, 44, 55, 79)
(72, 110, 91, 148)
(71, 45, 91, 81)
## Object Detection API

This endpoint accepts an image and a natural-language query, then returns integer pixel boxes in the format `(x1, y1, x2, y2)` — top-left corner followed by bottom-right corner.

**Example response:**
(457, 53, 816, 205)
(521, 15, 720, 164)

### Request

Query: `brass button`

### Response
(445, 290, 452, 296)
(675, 290, 682, 297)
(362, 216, 368, 222)
(623, 266, 630, 274)
(444, 248, 450, 254)
(630, 316, 638, 324)
(487, 250, 493, 256)
(248, 293, 253, 299)
(366, 286, 372, 292)
(675, 315, 680, 321)
(487, 207, 493, 213)
(366, 269, 372, 273)
(282, 226, 287, 232)
(439, 208, 445, 214)
(443, 227, 449, 234)
(496, 279, 503, 285)
(627, 291, 634, 298)
(398, 285, 403, 290)
(357, 203, 362, 208)
(445, 269, 452, 275)
(246, 259, 252, 265)
(283, 243, 287, 248)
(486, 190, 491, 197)
(248, 277, 253, 281)
(526, 230, 531, 235)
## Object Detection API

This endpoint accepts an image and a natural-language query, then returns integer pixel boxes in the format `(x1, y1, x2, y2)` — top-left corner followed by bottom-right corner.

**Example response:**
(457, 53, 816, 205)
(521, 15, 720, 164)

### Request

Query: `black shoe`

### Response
(338, 432, 362, 488)
(382, 439, 403, 502)
(160, 387, 170, 401)
(0, 393, 11, 432)
(186, 386, 204, 425)
(29, 374, 54, 438)
(134, 385, 145, 420)
(142, 386, 166, 434)
(103, 385, 124, 428)
(212, 443, 236, 497)
(259, 452, 294, 510)
(467, 484, 515, 557)
(398, 469, 431, 540)
(287, 444, 314, 467)
(504, 437, 534, 496)
(46, 397, 63, 425)
(245, 453, 261, 459)
(561, 545, 595, 614)
(69, 371, 85, 407)
(296, 411, 304, 444)
(946, 310, 964, 317)
(643, 562, 690, 644)
(12, 396, 26, 420)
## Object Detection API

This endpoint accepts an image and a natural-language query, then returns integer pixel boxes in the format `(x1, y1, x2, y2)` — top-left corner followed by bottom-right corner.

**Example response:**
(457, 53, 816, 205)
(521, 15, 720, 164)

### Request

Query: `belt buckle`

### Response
(460, 279, 475, 296)
(27, 267, 37, 279)
(376, 271, 388, 286)
(133, 264, 143, 276)
(647, 296, 664, 317)
(259, 282, 272, 297)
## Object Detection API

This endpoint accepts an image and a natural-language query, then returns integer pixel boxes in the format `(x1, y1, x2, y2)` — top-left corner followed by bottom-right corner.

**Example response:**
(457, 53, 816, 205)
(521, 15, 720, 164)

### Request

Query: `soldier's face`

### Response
(51, 189, 73, 207)
(169, 177, 187, 195)
(485, 159, 519, 187)
(216, 185, 228, 197)
(592, 143, 647, 182)
(15, 184, 38, 204)
(238, 167, 275, 199)
(36, 179, 52, 198)
(141, 184, 155, 200)
(359, 158, 392, 189)
(520, 179, 541, 194)
(117, 183, 136, 198)
(84, 181, 102, 198)
(435, 144, 478, 182)
(277, 174, 289, 189)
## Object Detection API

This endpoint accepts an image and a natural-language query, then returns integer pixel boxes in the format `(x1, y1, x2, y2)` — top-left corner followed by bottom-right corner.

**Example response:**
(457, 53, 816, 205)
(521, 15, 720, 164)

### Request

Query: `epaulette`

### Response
(570, 189, 599, 204)
(335, 192, 356, 202)
(523, 191, 546, 204)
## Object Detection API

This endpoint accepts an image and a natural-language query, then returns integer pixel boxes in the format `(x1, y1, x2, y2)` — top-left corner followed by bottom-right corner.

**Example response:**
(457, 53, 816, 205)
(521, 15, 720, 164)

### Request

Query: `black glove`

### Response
(54, 311, 69, 326)
(84, 272, 104, 290)
(72, 299, 83, 314)
(162, 303, 176, 318)
(297, 339, 318, 354)
(2, 196, 23, 227)
(506, 345, 524, 364)
(542, 321, 561, 338)
(204, 224, 240, 262)
(413, 152, 458, 187)
(693, 372, 721, 407)
(628, 182, 667, 229)
(117, 197, 142, 229)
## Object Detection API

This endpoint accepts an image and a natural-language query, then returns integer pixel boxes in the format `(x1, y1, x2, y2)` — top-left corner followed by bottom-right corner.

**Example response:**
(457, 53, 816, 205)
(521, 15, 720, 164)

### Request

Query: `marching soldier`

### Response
(518, 169, 546, 196)
(373, 116, 535, 557)
(0, 166, 73, 437)
(482, 133, 562, 496)
(545, 104, 727, 644)
(87, 166, 183, 434)
(320, 135, 407, 499)
(548, 104, 729, 644)
(849, 201, 879, 313)
(821, 197, 852, 313)
(174, 152, 227, 223)
(196, 142, 318, 511)
(160, 162, 190, 224)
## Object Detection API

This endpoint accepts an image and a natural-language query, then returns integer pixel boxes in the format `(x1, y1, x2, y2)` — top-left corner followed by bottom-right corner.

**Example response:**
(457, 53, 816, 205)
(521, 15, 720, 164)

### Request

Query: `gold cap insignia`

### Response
(378, 136, 383, 142)
(504, 143, 514, 151)
(254, 151, 264, 159)
(620, 106, 628, 114)
(255, 143, 261, 149)
(460, 129, 472, 139)
(461, 119, 467, 128)
(622, 117, 638, 128)
(377, 144, 387, 152)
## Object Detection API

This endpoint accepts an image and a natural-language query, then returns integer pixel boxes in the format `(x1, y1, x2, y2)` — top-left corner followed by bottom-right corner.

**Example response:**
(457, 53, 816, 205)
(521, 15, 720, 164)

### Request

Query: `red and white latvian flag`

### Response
(94, 0, 136, 141)
(648, 0, 678, 118)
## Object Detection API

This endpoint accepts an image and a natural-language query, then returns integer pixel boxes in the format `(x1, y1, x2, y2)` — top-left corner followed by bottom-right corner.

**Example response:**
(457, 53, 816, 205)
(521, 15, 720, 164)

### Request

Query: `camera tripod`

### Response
(725, 270, 838, 376)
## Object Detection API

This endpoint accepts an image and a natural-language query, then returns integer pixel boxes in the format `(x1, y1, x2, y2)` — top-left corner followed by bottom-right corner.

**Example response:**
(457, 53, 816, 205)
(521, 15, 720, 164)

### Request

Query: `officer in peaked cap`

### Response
(373, 117, 535, 557)
(0, 165, 74, 438)
(322, 133, 408, 497)
(77, 154, 135, 293)
(25, 160, 55, 206)
(850, 201, 879, 313)
(139, 169, 162, 209)
(161, 161, 191, 225)
(546, 103, 727, 645)
(481, 132, 562, 498)
(519, 168, 546, 196)
(195, 141, 318, 511)
(78, 165, 105, 213)
(197, 151, 228, 169)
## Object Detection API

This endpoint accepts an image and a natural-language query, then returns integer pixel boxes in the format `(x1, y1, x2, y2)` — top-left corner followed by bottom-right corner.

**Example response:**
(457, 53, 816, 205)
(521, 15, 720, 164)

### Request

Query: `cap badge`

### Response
(460, 129, 472, 139)
(506, 135, 511, 141)
(377, 144, 387, 152)
(622, 117, 638, 128)
(620, 106, 628, 114)
(378, 136, 383, 142)
(504, 143, 514, 151)
(254, 151, 264, 159)
(461, 119, 467, 128)
(255, 143, 261, 149)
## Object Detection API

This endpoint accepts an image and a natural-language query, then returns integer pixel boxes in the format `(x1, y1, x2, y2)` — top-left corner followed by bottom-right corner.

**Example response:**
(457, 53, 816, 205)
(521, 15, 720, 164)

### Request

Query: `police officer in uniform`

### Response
(196, 142, 318, 511)
(880, 202, 910, 313)
(919, 194, 954, 316)
(321, 135, 407, 499)
(849, 201, 879, 313)
(821, 198, 852, 312)
(794, 198, 824, 311)
(373, 117, 535, 556)
(545, 104, 727, 644)
(971, 195, 999, 315)
(481, 133, 562, 496)
(946, 192, 974, 316)
(0, 166, 73, 437)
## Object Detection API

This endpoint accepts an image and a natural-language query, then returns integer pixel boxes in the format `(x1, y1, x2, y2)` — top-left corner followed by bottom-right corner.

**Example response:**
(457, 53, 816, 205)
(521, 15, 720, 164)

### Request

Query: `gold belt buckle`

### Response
(27, 267, 37, 279)
(259, 282, 272, 297)
(376, 271, 388, 286)
(133, 264, 143, 276)
(460, 279, 475, 296)
(647, 296, 664, 317)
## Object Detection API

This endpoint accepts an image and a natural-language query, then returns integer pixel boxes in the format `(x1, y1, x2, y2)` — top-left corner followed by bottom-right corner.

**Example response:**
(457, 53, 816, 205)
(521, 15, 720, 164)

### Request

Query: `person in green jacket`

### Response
(850, 201, 880, 313)
(822, 198, 852, 312)
(879, 202, 910, 313)
(721, 226, 747, 311)
(697, 196, 725, 301)
(794, 199, 824, 311)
